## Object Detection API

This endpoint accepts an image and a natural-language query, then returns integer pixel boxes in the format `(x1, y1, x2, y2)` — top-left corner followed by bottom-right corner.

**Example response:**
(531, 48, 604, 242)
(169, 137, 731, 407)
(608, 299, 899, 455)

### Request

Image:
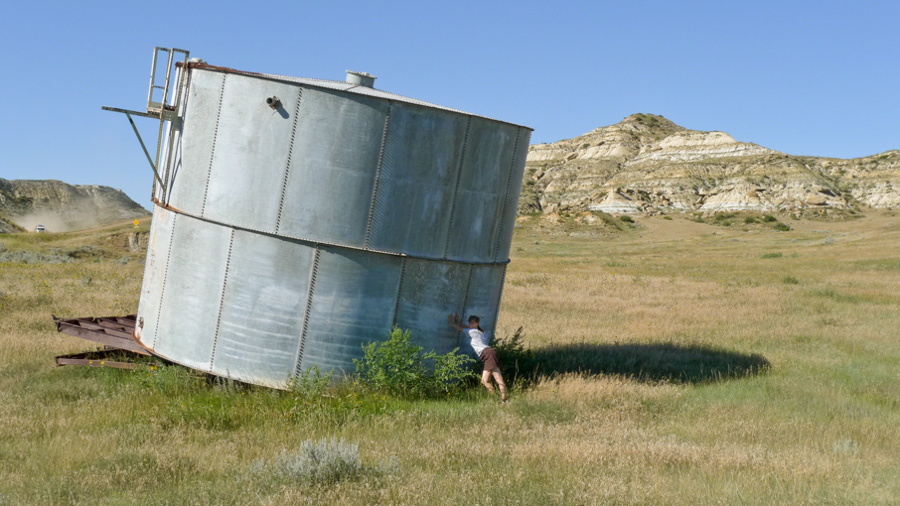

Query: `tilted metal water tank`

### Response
(108, 48, 531, 387)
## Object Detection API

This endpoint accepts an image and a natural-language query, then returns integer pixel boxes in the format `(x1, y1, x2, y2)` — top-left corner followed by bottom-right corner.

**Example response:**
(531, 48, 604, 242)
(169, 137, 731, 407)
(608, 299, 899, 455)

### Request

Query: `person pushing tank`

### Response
(448, 313, 508, 402)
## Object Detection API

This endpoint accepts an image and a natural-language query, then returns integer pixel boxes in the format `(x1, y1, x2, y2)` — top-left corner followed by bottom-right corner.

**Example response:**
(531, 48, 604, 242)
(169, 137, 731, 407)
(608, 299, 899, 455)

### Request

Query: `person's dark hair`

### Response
(468, 315, 483, 331)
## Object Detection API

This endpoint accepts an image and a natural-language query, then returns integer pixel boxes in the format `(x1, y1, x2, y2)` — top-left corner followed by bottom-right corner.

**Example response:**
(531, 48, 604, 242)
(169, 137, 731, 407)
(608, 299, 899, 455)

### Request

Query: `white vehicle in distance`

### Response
(34, 225, 46, 233)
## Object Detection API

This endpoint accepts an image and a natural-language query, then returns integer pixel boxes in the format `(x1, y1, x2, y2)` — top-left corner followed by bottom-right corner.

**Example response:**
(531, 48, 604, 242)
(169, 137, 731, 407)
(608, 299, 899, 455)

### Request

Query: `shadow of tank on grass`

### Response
(495, 329, 771, 385)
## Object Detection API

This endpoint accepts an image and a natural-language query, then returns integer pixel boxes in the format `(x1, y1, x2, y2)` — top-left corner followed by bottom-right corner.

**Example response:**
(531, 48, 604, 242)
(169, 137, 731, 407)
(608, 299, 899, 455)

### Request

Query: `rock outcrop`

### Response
(522, 113, 899, 216)
(0, 179, 149, 232)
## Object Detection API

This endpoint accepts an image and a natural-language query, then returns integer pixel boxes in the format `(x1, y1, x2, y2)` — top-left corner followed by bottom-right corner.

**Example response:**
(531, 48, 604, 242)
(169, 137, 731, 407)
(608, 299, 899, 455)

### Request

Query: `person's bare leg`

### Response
(492, 369, 508, 401)
(481, 369, 496, 395)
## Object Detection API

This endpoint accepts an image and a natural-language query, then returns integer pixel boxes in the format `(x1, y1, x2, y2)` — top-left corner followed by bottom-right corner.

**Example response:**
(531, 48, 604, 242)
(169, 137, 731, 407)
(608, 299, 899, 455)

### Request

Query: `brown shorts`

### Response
(480, 347, 500, 372)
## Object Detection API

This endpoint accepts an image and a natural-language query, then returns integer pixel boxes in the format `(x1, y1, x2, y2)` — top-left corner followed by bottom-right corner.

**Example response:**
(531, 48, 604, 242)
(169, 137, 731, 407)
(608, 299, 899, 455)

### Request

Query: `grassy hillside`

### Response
(1, 212, 899, 504)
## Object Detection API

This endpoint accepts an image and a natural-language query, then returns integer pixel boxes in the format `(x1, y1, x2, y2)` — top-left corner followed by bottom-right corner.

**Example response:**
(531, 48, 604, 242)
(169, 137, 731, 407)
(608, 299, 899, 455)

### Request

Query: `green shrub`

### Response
(744, 216, 758, 224)
(663, 216, 673, 221)
(594, 211, 626, 231)
(763, 214, 777, 222)
(761, 252, 783, 259)
(0, 250, 72, 264)
(493, 326, 535, 385)
(354, 327, 475, 398)
(620, 215, 634, 224)
(289, 365, 333, 400)
(782, 276, 800, 285)
(773, 222, 791, 232)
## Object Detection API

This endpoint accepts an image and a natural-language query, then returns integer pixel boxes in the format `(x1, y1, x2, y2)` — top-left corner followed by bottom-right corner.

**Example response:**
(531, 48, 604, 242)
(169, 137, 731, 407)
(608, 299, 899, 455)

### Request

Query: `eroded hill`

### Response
(523, 113, 900, 217)
(0, 179, 149, 233)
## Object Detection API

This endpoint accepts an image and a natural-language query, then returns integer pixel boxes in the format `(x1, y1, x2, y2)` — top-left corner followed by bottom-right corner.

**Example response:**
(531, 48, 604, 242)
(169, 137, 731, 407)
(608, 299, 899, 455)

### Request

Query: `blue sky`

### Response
(3, 0, 898, 207)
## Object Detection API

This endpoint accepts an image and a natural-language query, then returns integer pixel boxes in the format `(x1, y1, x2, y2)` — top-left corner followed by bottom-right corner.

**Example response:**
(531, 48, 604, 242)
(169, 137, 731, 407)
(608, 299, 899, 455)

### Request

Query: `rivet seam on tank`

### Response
(200, 73, 227, 218)
(152, 213, 178, 350)
(442, 116, 472, 260)
(390, 256, 408, 327)
(295, 246, 321, 375)
(364, 106, 392, 249)
(493, 127, 523, 263)
(458, 265, 475, 350)
(491, 263, 508, 339)
(160, 199, 511, 266)
(276, 88, 303, 234)
(209, 228, 235, 371)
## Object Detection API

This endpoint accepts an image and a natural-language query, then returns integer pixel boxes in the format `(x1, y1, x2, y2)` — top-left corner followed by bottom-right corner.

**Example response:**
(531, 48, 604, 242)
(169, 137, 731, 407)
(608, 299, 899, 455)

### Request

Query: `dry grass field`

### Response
(1, 211, 899, 505)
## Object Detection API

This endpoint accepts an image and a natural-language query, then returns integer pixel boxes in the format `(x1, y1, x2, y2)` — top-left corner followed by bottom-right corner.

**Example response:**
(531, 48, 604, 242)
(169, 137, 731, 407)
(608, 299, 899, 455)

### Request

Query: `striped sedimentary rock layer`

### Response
(523, 114, 900, 216)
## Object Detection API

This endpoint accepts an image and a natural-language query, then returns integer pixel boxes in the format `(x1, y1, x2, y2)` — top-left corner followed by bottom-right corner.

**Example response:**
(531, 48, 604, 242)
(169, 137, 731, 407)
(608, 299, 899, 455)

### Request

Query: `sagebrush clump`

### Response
(255, 438, 363, 485)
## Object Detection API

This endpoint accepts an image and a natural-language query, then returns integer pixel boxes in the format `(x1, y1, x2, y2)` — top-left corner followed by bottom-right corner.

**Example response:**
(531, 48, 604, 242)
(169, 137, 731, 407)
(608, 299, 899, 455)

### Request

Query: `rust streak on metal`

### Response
(179, 61, 265, 77)
(151, 197, 186, 214)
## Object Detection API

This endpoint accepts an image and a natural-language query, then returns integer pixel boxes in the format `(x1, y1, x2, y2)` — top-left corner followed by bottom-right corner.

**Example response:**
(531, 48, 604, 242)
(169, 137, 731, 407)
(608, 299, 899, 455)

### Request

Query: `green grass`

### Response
(2, 213, 900, 504)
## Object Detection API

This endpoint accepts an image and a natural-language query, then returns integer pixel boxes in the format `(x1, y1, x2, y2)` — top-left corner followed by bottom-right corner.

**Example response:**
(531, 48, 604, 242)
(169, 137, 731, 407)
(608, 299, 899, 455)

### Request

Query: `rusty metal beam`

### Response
(53, 315, 149, 355)
(56, 357, 138, 370)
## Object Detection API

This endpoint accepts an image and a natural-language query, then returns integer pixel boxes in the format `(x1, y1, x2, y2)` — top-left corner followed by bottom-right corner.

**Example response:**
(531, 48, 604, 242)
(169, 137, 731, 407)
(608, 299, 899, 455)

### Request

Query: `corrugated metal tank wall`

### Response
(136, 65, 530, 387)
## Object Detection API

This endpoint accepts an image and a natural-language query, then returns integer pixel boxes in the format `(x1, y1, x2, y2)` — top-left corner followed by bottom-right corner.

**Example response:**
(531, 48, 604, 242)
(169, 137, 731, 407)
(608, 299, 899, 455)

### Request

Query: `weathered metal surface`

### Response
(54, 315, 148, 355)
(123, 51, 531, 388)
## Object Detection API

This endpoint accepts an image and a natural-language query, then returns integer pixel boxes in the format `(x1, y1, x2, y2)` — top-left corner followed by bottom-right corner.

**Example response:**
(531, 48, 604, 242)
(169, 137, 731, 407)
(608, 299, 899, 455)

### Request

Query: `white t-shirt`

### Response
(464, 328, 489, 357)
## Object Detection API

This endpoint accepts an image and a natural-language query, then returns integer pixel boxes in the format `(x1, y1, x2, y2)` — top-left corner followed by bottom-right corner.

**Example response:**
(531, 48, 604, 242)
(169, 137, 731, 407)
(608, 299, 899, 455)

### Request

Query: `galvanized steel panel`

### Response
(367, 104, 468, 257)
(211, 230, 313, 385)
(394, 259, 470, 355)
(463, 265, 507, 344)
(203, 77, 300, 230)
(276, 88, 388, 245)
(152, 214, 231, 371)
(168, 71, 226, 214)
(299, 246, 402, 373)
(136, 205, 176, 349)
(445, 118, 518, 263)
(493, 127, 532, 262)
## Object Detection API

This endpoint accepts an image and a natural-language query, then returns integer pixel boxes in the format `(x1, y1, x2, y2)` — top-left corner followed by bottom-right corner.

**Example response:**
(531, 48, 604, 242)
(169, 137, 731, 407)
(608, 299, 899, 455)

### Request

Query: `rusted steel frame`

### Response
(53, 315, 149, 355)
(54, 347, 157, 370)
(61, 319, 133, 340)
(180, 61, 264, 77)
(56, 357, 138, 370)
